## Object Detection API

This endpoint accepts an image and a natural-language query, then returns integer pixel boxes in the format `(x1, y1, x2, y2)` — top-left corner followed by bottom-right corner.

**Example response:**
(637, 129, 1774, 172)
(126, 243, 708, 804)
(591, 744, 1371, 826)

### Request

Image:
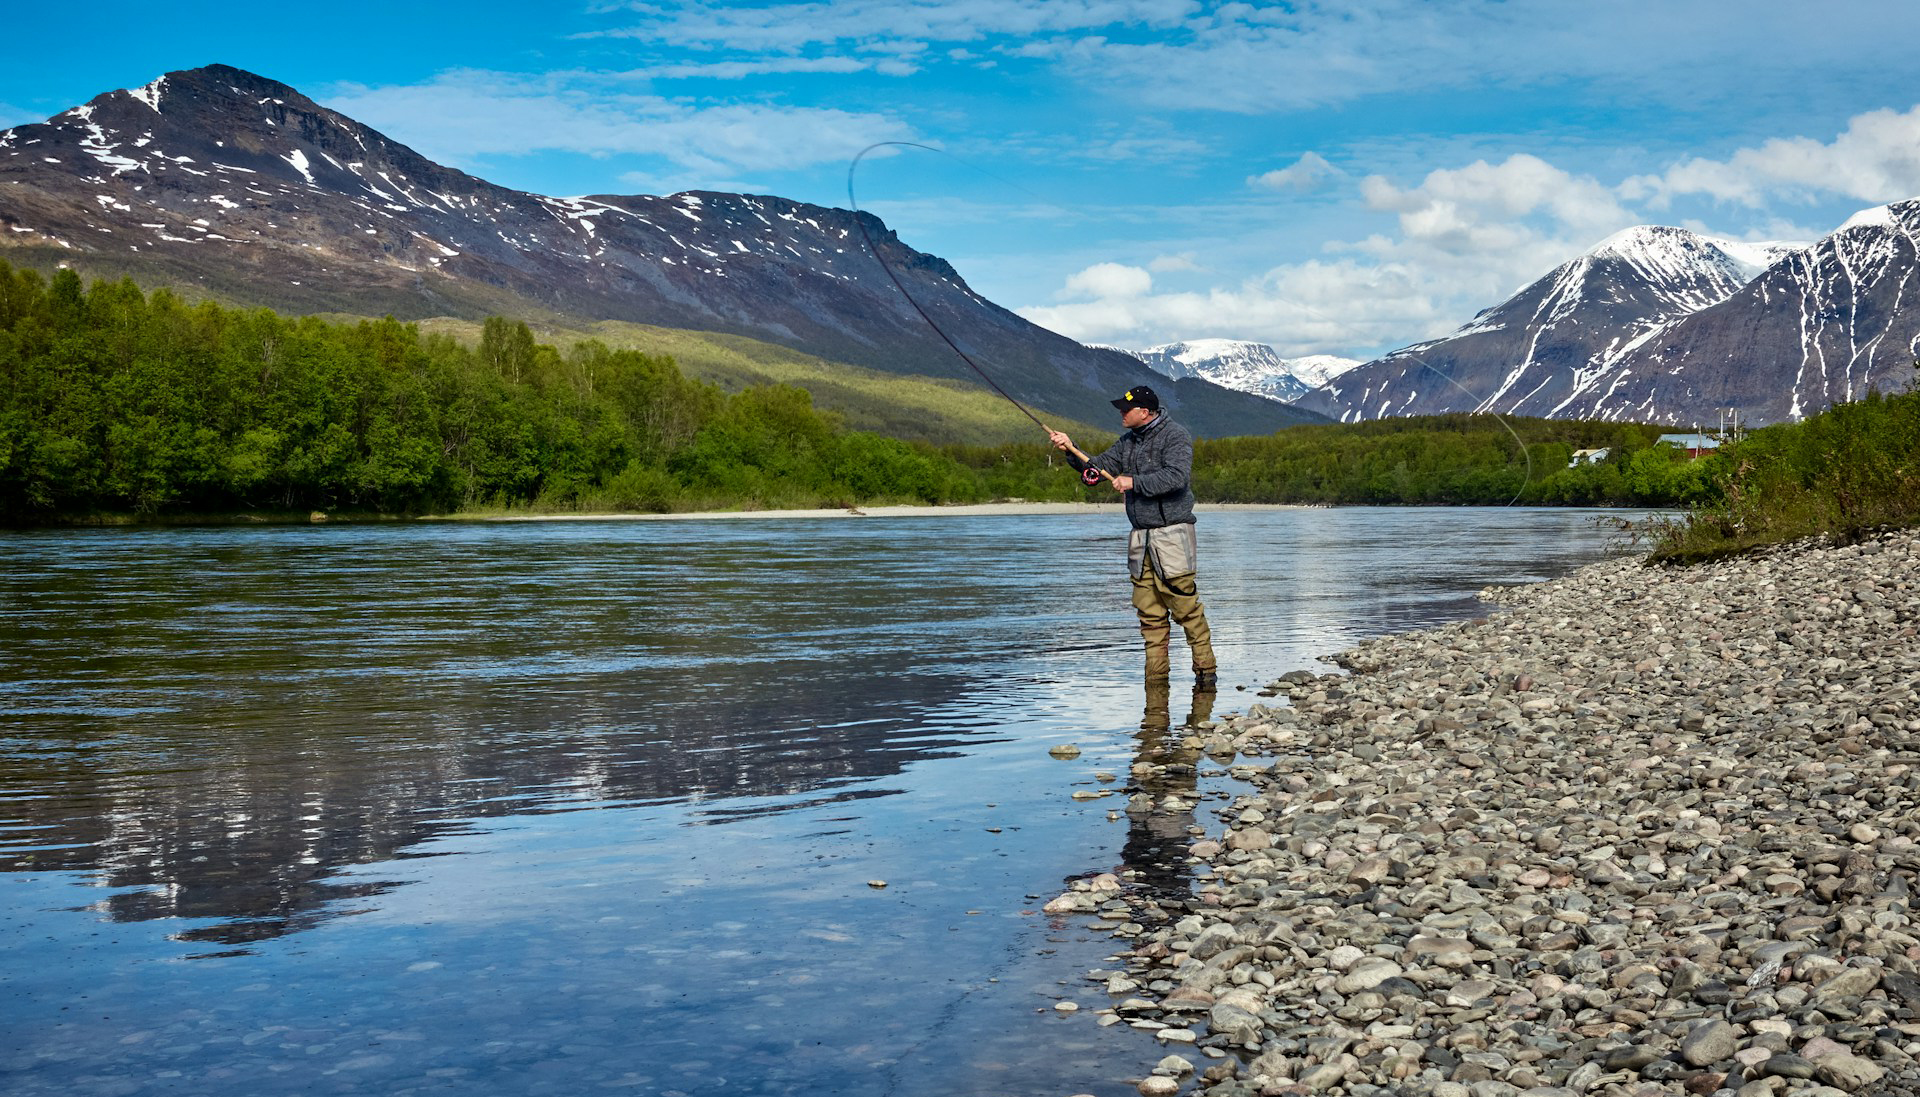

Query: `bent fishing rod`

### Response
(846, 141, 1120, 489)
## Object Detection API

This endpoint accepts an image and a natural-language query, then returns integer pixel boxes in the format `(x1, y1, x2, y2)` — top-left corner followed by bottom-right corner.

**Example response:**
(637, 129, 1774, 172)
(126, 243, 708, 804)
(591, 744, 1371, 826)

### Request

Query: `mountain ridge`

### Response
(1289, 218, 1920, 426)
(0, 64, 1322, 439)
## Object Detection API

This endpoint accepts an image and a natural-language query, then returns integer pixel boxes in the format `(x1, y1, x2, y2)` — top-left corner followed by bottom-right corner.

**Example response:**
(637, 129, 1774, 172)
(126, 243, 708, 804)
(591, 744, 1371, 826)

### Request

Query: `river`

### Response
(0, 506, 1638, 1096)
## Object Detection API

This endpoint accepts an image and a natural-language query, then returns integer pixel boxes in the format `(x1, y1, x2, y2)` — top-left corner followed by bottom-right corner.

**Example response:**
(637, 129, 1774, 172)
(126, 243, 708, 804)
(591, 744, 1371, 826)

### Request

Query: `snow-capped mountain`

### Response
(1547, 202, 1920, 424)
(1292, 225, 1822, 424)
(0, 65, 1321, 437)
(1122, 339, 1362, 403)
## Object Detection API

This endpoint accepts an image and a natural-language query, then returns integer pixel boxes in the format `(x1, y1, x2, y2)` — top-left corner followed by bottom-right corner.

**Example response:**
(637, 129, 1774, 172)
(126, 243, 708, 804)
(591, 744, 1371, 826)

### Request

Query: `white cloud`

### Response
(618, 57, 873, 80)
(1622, 104, 1920, 209)
(1249, 152, 1343, 192)
(1060, 262, 1152, 299)
(321, 70, 913, 177)
(1045, 1, 1920, 117)
(585, 0, 1200, 51)
(1022, 257, 1442, 357)
(1148, 253, 1199, 272)
(1018, 153, 1654, 355)
(1360, 154, 1633, 259)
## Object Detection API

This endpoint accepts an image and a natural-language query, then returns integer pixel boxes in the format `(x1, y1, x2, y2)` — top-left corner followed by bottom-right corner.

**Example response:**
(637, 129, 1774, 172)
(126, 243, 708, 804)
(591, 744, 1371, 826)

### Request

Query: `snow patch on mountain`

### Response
(1706, 237, 1802, 279)
(1115, 339, 1362, 403)
(127, 77, 166, 115)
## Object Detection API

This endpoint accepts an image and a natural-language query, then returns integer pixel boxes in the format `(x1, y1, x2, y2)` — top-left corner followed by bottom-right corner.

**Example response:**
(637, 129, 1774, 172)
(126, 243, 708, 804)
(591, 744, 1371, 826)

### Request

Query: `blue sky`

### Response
(8, 1, 1920, 360)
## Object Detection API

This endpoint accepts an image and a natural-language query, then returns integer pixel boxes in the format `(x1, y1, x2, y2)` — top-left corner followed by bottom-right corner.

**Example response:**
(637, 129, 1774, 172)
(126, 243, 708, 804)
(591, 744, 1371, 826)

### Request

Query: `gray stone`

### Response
(1206, 1002, 1263, 1045)
(1334, 958, 1403, 995)
(1682, 1019, 1739, 1067)
(1604, 1046, 1664, 1072)
(1813, 1052, 1886, 1091)
(1760, 1054, 1817, 1080)
(1812, 965, 1881, 1001)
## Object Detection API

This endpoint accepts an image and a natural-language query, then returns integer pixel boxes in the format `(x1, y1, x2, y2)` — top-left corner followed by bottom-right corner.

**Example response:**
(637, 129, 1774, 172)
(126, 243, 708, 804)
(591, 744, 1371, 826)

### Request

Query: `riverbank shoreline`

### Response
(1065, 528, 1920, 1097)
(482, 501, 1314, 522)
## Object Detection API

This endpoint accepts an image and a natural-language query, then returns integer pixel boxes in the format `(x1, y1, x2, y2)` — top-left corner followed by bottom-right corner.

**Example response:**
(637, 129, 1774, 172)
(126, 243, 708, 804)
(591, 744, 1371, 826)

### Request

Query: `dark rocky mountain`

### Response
(0, 64, 1320, 437)
(1294, 216, 1916, 427)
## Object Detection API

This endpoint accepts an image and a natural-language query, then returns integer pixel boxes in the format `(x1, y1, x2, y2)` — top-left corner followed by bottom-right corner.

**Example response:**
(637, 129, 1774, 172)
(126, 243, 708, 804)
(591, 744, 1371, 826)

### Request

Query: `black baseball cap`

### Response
(1111, 385, 1160, 412)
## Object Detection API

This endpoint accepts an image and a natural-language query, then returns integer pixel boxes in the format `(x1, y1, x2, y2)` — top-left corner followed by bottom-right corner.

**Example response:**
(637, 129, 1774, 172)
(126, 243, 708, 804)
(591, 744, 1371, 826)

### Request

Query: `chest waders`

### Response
(1128, 524, 1216, 681)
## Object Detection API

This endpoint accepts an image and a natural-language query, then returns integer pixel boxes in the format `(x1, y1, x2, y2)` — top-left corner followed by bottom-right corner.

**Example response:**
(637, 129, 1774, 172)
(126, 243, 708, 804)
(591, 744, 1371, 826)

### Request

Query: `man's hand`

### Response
(1047, 429, 1073, 452)
(1110, 474, 1134, 492)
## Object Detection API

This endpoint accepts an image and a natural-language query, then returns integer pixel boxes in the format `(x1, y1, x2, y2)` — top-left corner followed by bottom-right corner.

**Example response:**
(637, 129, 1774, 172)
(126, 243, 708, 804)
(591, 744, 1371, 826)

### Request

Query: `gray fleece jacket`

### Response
(1067, 413, 1196, 530)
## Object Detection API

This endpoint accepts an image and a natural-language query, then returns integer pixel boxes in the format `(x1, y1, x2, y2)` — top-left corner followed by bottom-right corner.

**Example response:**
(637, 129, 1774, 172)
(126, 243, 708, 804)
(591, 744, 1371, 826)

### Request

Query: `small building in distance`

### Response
(1656, 433, 1722, 459)
(1568, 447, 1611, 467)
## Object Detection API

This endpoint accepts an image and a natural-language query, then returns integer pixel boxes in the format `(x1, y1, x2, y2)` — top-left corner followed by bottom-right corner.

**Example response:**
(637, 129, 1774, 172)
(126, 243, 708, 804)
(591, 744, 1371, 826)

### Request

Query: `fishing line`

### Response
(1279, 294, 1535, 513)
(846, 142, 1534, 509)
(846, 141, 1052, 433)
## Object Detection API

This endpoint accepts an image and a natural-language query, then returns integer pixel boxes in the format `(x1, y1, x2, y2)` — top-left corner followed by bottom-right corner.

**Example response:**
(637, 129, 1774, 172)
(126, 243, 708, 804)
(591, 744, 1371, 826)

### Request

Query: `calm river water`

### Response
(0, 506, 1635, 1097)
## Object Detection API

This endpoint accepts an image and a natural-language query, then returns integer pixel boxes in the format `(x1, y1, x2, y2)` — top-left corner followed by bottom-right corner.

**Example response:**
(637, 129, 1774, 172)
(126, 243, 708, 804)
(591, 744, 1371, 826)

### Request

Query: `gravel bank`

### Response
(1055, 529, 1920, 1097)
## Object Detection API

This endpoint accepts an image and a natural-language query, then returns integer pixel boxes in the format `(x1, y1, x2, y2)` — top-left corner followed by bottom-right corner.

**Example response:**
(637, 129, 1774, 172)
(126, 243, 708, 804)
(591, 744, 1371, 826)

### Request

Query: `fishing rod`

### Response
(846, 141, 1119, 489)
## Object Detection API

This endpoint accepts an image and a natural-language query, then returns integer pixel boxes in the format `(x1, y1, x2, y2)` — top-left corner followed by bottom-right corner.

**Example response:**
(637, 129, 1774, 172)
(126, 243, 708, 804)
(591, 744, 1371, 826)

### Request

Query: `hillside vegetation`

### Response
(411, 316, 1102, 447)
(1649, 385, 1920, 562)
(0, 265, 1018, 519)
(0, 264, 1752, 525)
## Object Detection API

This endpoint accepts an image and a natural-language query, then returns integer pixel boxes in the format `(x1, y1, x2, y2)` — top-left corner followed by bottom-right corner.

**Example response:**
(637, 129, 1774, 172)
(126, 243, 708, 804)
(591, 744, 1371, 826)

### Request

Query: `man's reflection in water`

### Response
(1119, 677, 1216, 896)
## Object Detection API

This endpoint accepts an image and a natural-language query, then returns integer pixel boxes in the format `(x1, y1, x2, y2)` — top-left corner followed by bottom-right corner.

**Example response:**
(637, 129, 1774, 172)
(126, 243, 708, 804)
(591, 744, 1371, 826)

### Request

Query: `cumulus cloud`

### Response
(1018, 154, 1656, 355)
(1249, 152, 1343, 192)
(1019, 262, 1368, 358)
(1021, 257, 1443, 357)
(1017, 108, 1917, 357)
(1360, 154, 1633, 260)
(322, 70, 913, 177)
(1621, 104, 1920, 209)
(1060, 262, 1153, 299)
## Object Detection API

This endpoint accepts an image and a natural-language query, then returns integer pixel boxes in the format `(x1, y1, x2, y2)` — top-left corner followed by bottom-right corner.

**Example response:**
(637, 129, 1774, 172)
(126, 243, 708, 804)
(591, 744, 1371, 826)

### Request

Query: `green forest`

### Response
(0, 262, 1745, 524)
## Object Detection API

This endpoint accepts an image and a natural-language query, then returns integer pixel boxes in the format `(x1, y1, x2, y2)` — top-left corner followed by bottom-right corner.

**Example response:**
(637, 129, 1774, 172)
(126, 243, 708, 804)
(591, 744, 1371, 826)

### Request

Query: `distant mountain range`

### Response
(1113, 340, 1361, 403)
(8, 65, 1914, 434)
(1293, 217, 1918, 426)
(0, 64, 1321, 439)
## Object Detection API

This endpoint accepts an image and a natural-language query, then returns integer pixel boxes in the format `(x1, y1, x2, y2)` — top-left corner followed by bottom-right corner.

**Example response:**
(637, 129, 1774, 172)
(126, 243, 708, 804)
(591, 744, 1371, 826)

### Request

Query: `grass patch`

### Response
(413, 316, 1103, 447)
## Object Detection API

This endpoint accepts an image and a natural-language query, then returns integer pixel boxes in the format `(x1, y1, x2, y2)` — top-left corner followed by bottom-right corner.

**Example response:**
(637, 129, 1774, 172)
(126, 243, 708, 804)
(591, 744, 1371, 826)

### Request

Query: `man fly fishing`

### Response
(846, 146, 1218, 686)
(1049, 385, 1218, 688)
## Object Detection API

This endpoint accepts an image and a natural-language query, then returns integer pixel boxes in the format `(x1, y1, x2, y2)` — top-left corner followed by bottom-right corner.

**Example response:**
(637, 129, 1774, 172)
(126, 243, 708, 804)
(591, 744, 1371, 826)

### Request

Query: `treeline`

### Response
(1652, 385, 1920, 561)
(0, 264, 986, 518)
(0, 262, 1731, 523)
(1189, 415, 1718, 506)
